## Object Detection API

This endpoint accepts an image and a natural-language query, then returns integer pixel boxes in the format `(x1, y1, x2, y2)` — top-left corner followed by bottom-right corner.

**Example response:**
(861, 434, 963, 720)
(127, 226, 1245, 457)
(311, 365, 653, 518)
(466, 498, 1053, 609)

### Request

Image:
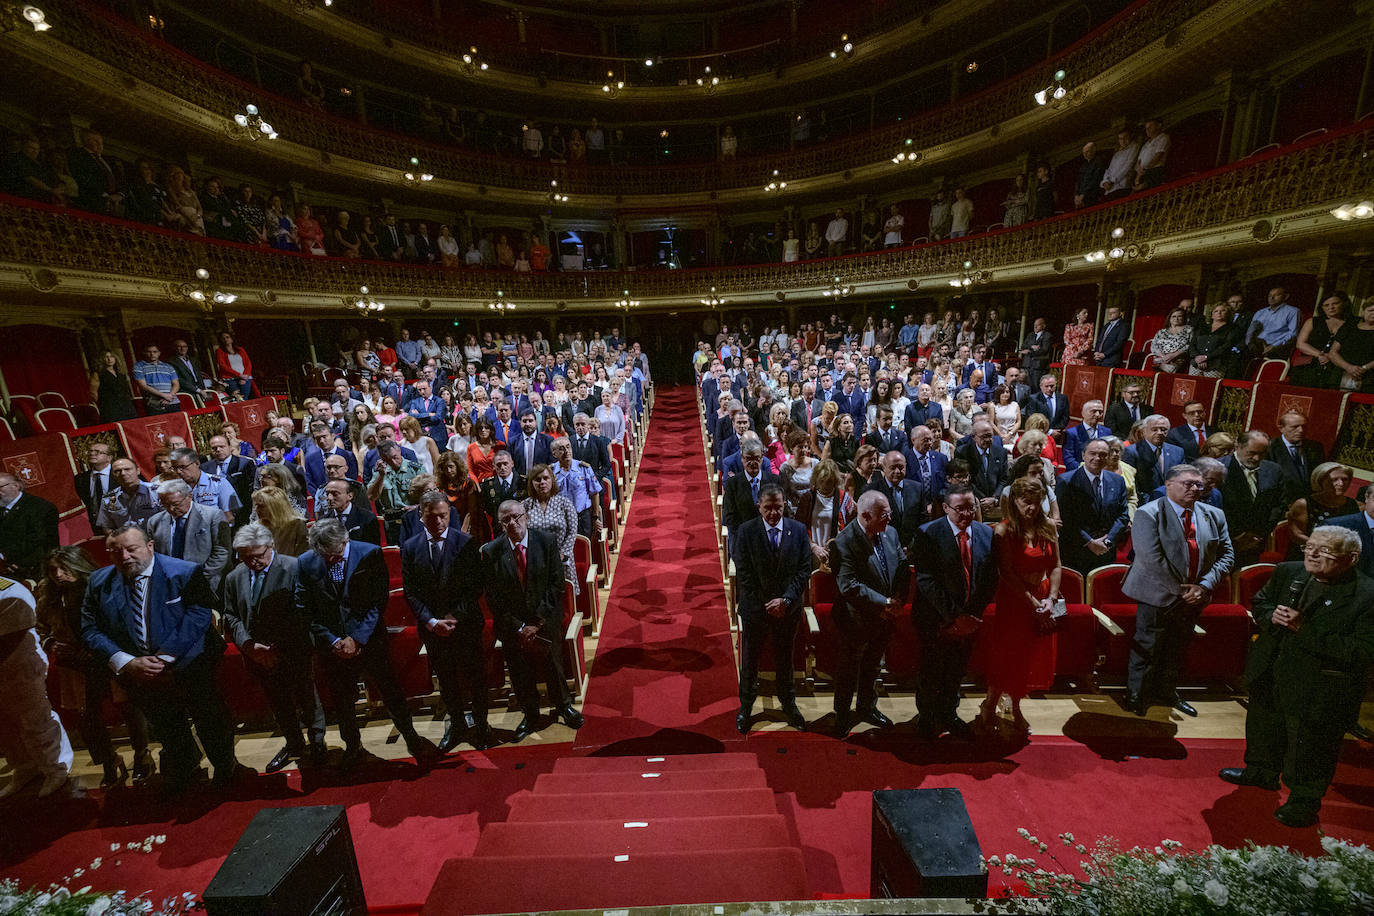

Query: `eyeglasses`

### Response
(1174, 480, 1206, 490)
(1301, 545, 1341, 559)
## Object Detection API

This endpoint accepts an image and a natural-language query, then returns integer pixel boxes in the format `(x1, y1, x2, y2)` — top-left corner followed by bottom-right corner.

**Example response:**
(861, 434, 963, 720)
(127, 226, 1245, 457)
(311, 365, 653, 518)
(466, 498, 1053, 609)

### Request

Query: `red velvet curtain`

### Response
(0, 324, 90, 406)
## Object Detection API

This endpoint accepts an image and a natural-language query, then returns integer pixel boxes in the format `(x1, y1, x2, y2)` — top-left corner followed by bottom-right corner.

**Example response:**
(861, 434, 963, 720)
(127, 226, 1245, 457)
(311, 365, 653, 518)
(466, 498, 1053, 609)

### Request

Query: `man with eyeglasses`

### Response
(1121, 463, 1234, 717)
(1219, 525, 1374, 827)
(1219, 430, 1286, 565)
(169, 447, 240, 523)
(314, 456, 367, 510)
(147, 478, 232, 598)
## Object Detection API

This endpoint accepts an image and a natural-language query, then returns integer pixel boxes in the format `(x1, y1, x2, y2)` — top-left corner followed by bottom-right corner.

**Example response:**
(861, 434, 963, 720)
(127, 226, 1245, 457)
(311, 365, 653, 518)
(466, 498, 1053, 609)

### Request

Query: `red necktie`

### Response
(1181, 509, 1199, 581)
(515, 543, 527, 586)
(1196, 427, 1205, 450)
(957, 529, 972, 599)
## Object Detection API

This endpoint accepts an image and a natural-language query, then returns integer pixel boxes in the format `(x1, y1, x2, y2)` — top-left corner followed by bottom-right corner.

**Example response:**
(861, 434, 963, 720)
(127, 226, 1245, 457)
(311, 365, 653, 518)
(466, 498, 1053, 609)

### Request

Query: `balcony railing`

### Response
(27, 0, 1211, 197)
(2, 122, 1368, 306)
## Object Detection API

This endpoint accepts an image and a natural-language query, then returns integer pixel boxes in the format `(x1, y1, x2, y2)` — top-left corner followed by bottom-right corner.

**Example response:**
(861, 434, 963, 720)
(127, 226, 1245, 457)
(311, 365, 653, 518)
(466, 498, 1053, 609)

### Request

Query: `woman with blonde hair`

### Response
(794, 458, 856, 570)
(1102, 436, 1138, 514)
(1285, 462, 1358, 559)
(810, 400, 839, 455)
(981, 476, 1062, 733)
(398, 415, 439, 475)
(251, 485, 308, 556)
(255, 462, 308, 517)
(1201, 431, 1236, 459)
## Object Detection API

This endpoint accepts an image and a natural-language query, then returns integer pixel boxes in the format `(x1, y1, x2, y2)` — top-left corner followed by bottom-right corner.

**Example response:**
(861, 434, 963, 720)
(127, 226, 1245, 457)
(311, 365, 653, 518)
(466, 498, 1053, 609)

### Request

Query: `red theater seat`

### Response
(805, 569, 840, 685)
(69, 404, 102, 428)
(385, 626, 434, 700)
(573, 534, 600, 630)
(1086, 564, 1137, 679)
(1235, 563, 1277, 612)
(0, 416, 13, 442)
(37, 391, 69, 409)
(382, 546, 402, 590)
(384, 588, 413, 629)
(33, 407, 76, 433)
(217, 642, 273, 725)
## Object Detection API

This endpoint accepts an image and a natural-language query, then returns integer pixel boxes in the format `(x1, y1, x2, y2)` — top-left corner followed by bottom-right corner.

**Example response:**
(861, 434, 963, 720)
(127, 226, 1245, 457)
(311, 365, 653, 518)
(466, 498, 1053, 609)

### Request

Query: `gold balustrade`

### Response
(26, 0, 1212, 197)
(1, 122, 1370, 304)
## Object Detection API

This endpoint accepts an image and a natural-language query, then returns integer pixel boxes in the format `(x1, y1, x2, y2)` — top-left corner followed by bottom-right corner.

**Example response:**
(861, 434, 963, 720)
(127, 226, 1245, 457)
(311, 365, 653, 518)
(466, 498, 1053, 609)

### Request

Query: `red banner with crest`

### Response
(220, 397, 277, 450)
(116, 412, 194, 479)
(1152, 373, 1223, 428)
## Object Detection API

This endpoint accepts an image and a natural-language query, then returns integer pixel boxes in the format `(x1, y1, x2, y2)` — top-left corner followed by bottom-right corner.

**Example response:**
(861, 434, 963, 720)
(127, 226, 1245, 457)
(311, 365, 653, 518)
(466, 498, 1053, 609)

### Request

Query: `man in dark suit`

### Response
(146, 479, 233, 598)
(67, 129, 122, 214)
(303, 424, 360, 494)
(1017, 317, 1054, 387)
(317, 479, 382, 546)
(1166, 401, 1215, 461)
(403, 492, 491, 751)
(902, 425, 948, 510)
(168, 339, 208, 397)
(1056, 439, 1131, 577)
(830, 490, 910, 737)
(80, 524, 237, 795)
(1023, 373, 1069, 435)
(790, 382, 821, 432)
(1221, 430, 1288, 565)
(902, 383, 943, 430)
(0, 472, 60, 580)
(961, 345, 999, 389)
(1268, 411, 1325, 502)
(405, 380, 449, 445)
(732, 484, 812, 733)
(716, 410, 752, 464)
(482, 499, 583, 740)
(1062, 400, 1113, 472)
(75, 440, 116, 533)
(1104, 381, 1152, 439)
(571, 413, 613, 484)
(1092, 305, 1128, 367)
(865, 451, 929, 546)
(478, 451, 525, 537)
(221, 523, 325, 773)
(911, 486, 997, 738)
(377, 214, 404, 261)
(1329, 485, 1374, 577)
(1123, 415, 1185, 496)
(296, 520, 432, 768)
(205, 435, 256, 515)
(831, 374, 867, 434)
(510, 409, 553, 478)
(954, 419, 1009, 521)
(863, 407, 906, 455)
(1218, 525, 1374, 827)
(722, 441, 778, 538)
(1002, 367, 1031, 407)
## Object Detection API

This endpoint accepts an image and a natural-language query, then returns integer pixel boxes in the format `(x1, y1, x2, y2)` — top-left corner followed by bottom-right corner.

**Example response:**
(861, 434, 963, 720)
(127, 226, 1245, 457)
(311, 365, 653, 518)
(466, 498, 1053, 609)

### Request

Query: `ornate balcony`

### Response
(1, 123, 1369, 314)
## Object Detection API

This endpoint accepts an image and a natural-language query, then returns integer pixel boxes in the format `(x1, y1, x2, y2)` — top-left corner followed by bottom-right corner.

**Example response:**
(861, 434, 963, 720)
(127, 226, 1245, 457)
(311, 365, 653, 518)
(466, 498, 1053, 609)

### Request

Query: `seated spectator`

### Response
(1290, 292, 1351, 389)
(1150, 305, 1194, 374)
(1190, 301, 1245, 378)
(201, 176, 238, 239)
(1284, 463, 1358, 561)
(263, 194, 297, 250)
(161, 165, 203, 235)
(0, 471, 60, 580)
(124, 159, 166, 226)
(214, 331, 254, 398)
(296, 204, 327, 255)
(233, 184, 266, 245)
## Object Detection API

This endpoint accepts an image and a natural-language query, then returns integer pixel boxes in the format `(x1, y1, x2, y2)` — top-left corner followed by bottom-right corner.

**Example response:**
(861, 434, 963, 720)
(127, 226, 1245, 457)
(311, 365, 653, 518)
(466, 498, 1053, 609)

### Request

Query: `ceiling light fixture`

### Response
(1331, 201, 1374, 220)
(821, 276, 852, 298)
(3, 4, 51, 31)
(614, 290, 640, 311)
(948, 259, 988, 290)
(1084, 226, 1132, 267)
(1033, 69, 1068, 106)
(179, 268, 237, 312)
(403, 156, 434, 182)
(548, 179, 568, 203)
(351, 285, 385, 314)
(601, 70, 625, 97)
(487, 290, 514, 313)
(764, 169, 788, 192)
(229, 103, 277, 141)
(700, 286, 725, 307)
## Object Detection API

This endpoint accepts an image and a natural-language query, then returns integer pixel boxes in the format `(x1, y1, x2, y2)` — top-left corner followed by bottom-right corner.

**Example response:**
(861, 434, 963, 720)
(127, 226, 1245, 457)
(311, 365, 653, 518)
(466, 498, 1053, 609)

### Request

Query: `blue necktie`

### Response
(873, 536, 889, 583)
(129, 574, 148, 652)
(769, 527, 780, 551)
(172, 515, 187, 558)
(330, 559, 345, 585)
(750, 477, 760, 501)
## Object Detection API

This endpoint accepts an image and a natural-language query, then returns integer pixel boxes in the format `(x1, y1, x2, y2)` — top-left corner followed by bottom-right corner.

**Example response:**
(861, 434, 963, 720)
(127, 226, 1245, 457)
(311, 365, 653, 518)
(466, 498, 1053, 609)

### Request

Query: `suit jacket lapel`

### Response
(146, 562, 168, 650)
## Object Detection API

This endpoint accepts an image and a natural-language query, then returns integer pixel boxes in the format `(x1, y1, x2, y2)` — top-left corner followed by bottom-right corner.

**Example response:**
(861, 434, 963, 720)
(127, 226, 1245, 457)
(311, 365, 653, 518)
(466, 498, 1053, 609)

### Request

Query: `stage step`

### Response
(474, 814, 791, 856)
(420, 848, 810, 915)
(552, 752, 759, 774)
(507, 787, 780, 822)
(532, 768, 767, 795)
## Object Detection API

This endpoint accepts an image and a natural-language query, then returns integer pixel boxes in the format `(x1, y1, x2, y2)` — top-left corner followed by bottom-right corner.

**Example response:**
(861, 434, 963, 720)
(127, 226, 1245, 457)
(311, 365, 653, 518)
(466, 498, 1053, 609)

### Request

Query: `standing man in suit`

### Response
(147, 479, 232, 598)
(75, 441, 116, 533)
(169, 339, 208, 396)
(478, 451, 525, 537)
(303, 422, 360, 494)
(863, 407, 906, 455)
(902, 383, 942, 430)
(865, 451, 928, 545)
(722, 440, 778, 538)
(1018, 317, 1054, 388)
(1104, 381, 1152, 439)
(911, 485, 997, 738)
(1220, 430, 1287, 565)
(1062, 400, 1113, 472)
(1056, 439, 1130, 577)
(221, 523, 325, 772)
(482, 500, 583, 741)
(717, 410, 753, 464)
(1123, 415, 1185, 496)
(0, 472, 60, 580)
(1003, 367, 1031, 407)
(1023, 373, 1069, 436)
(1093, 306, 1128, 367)
(80, 524, 237, 795)
(1329, 485, 1374, 577)
(571, 414, 613, 484)
(1218, 526, 1374, 827)
(1166, 401, 1215, 461)
(318, 479, 381, 545)
(830, 490, 910, 737)
(733, 484, 812, 733)
(954, 419, 1009, 521)
(405, 380, 449, 445)
(903, 425, 948, 511)
(1268, 411, 1325, 502)
(790, 382, 820, 432)
(831, 374, 868, 434)
(510, 409, 553, 478)
(1123, 463, 1235, 716)
(296, 520, 433, 768)
(206, 435, 256, 516)
(403, 492, 491, 751)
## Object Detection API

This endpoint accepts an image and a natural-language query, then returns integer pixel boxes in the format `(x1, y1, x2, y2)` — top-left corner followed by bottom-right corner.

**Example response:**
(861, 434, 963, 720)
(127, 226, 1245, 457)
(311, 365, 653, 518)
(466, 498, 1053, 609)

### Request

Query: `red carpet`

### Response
(575, 386, 743, 749)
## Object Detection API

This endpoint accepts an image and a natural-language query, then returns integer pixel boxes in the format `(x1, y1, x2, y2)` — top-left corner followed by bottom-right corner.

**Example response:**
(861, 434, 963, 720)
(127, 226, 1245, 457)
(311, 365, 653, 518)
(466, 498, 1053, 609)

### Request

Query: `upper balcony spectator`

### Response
(68, 130, 123, 217)
(124, 158, 167, 227)
(1001, 174, 1029, 227)
(1074, 142, 1106, 208)
(949, 188, 973, 239)
(3, 136, 66, 205)
(162, 165, 203, 235)
(720, 125, 738, 161)
(1134, 118, 1171, 190)
(1101, 127, 1140, 200)
(929, 189, 951, 241)
(824, 209, 848, 256)
(296, 60, 326, 111)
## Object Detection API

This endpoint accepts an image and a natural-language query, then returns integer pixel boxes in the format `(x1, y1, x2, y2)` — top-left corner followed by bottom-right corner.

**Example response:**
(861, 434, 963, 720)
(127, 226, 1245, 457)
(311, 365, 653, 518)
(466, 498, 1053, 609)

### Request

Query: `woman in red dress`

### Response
(1061, 307, 1094, 365)
(465, 416, 503, 485)
(980, 476, 1062, 733)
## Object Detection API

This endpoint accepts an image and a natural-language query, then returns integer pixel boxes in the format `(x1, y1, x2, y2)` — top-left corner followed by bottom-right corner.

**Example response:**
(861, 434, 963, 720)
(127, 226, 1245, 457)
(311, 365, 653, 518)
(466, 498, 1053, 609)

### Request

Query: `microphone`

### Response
(1278, 572, 1309, 635)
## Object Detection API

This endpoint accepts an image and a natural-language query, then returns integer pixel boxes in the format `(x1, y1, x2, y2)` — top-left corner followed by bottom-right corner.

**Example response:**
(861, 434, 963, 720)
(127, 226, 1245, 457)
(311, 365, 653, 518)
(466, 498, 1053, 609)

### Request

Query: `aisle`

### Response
(575, 386, 742, 749)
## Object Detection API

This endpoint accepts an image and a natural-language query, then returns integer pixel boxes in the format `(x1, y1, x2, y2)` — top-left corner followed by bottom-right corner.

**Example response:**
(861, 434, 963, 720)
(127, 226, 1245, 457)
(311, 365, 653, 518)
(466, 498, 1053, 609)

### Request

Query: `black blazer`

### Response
(74, 467, 112, 530)
(221, 554, 310, 655)
(509, 431, 554, 477)
(1329, 513, 1374, 578)
(480, 528, 564, 633)
(324, 501, 381, 545)
(789, 398, 821, 431)
(1104, 399, 1152, 439)
(205, 454, 257, 511)
(1267, 436, 1325, 501)
(1219, 457, 1287, 537)
(1020, 330, 1054, 372)
(911, 518, 997, 630)
(1095, 318, 1127, 367)
(1166, 424, 1214, 461)
(401, 527, 483, 631)
(722, 468, 778, 535)
(863, 427, 907, 455)
(1055, 468, 1130, 571)
(1023, 392, 1069, 431)
(953, 442, 1010, 502)
(0, 491, 59, 576)
(570, 434, 612, 482)
(732, 517, 812, 624)
(296, 542, 389, 649)
(863, 475, 929, 546)
(478, 473, 526, 525)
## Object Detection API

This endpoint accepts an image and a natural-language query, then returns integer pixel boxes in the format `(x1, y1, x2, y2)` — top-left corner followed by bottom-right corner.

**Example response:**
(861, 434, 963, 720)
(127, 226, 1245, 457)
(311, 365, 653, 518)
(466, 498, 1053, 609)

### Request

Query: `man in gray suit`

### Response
(1123, 462, 1234, 717)
(222, 523, 325, 773)
(830, 489, 910, 737)
(147, 479, 232, 600)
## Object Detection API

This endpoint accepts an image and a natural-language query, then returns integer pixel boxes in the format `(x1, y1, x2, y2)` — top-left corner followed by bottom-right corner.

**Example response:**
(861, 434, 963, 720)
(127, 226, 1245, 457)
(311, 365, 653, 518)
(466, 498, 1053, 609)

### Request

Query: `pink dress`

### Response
(1062, 322, 1094, 365)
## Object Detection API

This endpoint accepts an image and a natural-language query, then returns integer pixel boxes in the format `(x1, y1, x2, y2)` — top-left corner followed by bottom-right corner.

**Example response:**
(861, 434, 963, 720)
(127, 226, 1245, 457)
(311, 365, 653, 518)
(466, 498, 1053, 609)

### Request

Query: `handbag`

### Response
(1035, 598, 1067, 634)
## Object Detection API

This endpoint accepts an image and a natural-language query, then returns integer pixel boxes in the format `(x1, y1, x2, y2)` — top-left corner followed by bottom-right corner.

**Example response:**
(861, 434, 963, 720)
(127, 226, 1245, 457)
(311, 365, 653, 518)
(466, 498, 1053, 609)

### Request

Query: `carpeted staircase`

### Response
(419, 752, 810, 915)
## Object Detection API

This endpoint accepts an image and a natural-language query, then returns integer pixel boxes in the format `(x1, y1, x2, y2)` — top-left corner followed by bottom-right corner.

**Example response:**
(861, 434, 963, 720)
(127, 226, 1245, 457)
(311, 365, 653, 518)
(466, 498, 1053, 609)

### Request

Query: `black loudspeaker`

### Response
(203, 805, 366, 916)
(871, 788, 987, 899)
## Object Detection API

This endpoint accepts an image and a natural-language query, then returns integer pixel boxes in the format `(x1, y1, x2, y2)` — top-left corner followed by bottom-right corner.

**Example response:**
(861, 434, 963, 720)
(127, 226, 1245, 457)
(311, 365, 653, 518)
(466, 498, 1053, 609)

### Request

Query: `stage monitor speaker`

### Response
(871, 788, 987, 899)
(203, 804, 366, 916)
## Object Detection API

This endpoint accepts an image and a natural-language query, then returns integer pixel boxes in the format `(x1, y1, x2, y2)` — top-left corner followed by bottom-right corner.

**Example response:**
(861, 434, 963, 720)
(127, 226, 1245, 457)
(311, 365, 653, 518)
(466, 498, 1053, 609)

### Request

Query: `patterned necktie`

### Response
(129, 574, 148, 652)
(1245, 467, 1258, 497)
(430, 537, 444, 568)
(1181, 508, 1200, 580)
(873, 535, 889, 583)
(958, 529, 972, 600)
(330, 559, 345, 585)
(1093, 474, 1103, 509)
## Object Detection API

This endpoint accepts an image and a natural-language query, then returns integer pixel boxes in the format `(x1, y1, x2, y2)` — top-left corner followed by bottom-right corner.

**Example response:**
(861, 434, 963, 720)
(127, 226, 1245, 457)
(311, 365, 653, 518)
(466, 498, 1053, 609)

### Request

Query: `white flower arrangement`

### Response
(974, 831, 1374, 915)
(0, 835, 194, 916)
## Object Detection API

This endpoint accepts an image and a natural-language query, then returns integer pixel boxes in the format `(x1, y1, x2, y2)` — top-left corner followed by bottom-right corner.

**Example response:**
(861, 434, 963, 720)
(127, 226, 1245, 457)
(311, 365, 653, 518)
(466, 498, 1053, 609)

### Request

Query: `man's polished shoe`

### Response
(833, 713, 852, 739)
(131, 749, 157, 782)
(1273, 800, 1320, 828)
(1218, 767, 1280, 791)
(404, 733, 437, 763)
(468, 723, 495, 750)
(512, 715, 537, 742)
(264, 747, 295, 774)
(1122, 693, 1147, 716)
(555, 704, 585, 729)
(780, 702, 806, 730)
(437, 718, 463, 754)
(307, 741, 328, 767)
(857, 706, 893, 729)
(340, 745, 363, 770)
(1171, 696, 1198, 718)
(736, 709, 752, 734)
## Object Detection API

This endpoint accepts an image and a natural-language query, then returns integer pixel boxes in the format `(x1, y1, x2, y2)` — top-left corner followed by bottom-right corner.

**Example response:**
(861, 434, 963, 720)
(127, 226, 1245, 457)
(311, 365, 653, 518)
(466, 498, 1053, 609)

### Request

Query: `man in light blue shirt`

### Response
(394, 329, 423, 377)
(898, 314, 920, 350)
(1246, 287, 1300, 356)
